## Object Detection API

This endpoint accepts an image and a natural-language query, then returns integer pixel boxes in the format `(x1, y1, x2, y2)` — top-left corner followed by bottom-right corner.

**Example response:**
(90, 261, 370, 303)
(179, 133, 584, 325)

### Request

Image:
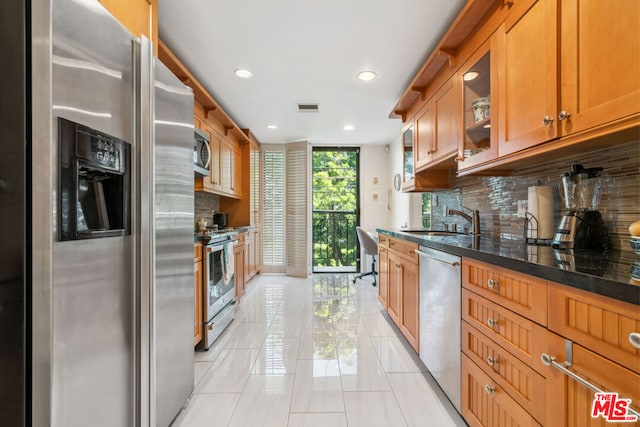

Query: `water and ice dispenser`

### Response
(58, 117, 131, 241)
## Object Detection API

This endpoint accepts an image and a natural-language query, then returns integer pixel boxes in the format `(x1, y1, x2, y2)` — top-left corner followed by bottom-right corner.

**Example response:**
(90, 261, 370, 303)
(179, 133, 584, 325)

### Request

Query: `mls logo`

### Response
(591, 392, 638, 422)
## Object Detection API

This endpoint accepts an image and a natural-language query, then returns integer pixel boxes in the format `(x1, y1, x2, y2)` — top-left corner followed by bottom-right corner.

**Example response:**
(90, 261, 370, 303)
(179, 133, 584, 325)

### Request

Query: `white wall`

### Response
(359, 144, 392, 231)
(388, 135, 423, 229)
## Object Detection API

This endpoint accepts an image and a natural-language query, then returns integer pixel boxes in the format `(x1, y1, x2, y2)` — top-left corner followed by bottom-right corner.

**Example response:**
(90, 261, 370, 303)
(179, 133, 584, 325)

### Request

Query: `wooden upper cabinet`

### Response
(414, 75, 460, 172)
(98, 0, 158, 48)
(559, 0, 640, 135)
(432, 76, 460, 165)
(499, 0, 639, 158)
(498, 0, 559, 157)
(457, 36, 499, 172)
(414, 103, 434, 171)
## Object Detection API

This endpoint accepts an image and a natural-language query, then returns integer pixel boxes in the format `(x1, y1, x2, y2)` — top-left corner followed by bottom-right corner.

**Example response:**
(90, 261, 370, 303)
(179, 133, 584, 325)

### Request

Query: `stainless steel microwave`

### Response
(194, 127, 210, 177)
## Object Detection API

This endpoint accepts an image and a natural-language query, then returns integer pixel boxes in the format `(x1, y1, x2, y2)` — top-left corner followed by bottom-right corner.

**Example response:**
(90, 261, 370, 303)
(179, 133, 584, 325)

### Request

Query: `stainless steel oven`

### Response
(200, 236, 236, 350)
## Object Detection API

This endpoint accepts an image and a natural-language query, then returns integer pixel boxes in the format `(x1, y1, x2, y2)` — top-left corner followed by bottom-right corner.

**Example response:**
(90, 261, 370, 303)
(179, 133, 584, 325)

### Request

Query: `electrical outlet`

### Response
(517, 200, 528, 218)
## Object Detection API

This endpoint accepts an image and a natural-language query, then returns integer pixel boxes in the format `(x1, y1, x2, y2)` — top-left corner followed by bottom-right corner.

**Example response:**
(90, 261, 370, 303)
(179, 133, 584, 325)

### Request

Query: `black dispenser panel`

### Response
(58, 117, 131, 241)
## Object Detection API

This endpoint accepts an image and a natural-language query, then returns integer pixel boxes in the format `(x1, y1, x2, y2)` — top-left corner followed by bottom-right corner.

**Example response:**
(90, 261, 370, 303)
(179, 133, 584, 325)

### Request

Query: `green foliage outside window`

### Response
(422, 193, 431, 229)
(312, 150, 358, 268)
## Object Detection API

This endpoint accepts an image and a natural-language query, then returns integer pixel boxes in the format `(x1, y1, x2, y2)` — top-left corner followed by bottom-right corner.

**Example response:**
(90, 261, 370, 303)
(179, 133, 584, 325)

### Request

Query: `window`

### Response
(422, 193, 431, 228)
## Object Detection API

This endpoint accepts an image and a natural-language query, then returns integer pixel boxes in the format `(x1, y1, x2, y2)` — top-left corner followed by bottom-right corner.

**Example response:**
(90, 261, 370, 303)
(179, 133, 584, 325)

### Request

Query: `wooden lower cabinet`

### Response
(387, 252, 403, 325)
(462, 353, 542, 427)
(377, 246, 389, 309)
(377, 235, 419, 351)
(399, 255, 419, 352)
(194, 243, 203, 346)
(234, 234, 246, 301)
(544, 333, 640, 427)
(547, 282, 640, 374)
(462, 321, 546, 423)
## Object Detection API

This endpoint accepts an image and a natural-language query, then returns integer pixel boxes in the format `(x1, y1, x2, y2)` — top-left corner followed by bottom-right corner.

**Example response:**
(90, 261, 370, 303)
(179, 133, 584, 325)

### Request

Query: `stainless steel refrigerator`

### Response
(28, 0, 195, 425)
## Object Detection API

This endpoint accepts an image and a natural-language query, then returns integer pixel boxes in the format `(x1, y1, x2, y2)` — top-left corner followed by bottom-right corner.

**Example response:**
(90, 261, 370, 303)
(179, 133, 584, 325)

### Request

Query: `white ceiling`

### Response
(158, 0, 466, 146)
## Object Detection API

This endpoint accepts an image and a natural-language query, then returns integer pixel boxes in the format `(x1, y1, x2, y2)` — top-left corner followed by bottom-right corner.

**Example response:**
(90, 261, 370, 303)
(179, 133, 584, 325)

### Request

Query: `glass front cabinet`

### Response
(401, 122, 414, 187)
(457, 37, 497, 173)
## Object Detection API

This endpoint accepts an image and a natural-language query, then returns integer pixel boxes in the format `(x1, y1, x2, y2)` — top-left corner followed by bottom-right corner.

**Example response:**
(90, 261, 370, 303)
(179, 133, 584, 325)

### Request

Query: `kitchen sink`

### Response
(399, 229, 468, 236)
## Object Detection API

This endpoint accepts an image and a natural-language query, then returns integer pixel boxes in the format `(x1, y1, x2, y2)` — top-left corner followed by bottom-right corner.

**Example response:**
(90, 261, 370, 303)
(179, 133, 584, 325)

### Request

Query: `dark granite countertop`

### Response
(377, 228, 640, 306)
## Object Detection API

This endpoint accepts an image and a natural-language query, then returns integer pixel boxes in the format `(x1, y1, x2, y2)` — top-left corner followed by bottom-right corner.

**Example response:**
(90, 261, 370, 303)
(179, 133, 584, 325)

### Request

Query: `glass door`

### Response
(458, 37, 497, 171)
(312, 147, 359, 273)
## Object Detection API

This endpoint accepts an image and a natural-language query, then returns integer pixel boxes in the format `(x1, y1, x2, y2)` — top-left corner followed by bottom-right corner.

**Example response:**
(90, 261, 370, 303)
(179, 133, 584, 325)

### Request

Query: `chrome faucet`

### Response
(447, 206, 480, 235)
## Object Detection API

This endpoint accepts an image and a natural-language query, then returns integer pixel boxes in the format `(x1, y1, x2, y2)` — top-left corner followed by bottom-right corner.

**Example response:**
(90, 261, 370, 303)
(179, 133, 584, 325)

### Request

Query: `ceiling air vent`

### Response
(297, 103, 319, 113)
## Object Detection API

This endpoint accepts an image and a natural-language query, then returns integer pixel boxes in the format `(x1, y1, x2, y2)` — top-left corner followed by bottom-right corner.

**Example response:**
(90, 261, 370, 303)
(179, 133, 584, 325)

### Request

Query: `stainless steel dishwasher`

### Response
(416, 246, 462, 412)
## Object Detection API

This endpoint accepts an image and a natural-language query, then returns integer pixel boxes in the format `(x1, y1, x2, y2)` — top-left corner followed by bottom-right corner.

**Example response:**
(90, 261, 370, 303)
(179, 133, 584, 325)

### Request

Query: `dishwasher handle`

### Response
(415, 249, 460, 267)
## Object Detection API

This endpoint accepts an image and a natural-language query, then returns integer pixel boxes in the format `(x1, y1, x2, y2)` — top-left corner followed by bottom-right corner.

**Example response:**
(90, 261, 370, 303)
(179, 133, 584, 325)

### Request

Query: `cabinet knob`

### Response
(487, 278, 498, 290)
(487, 317, 498, 328)
(630, 332, 640, 349)
(484, 384, 496, 394)
(487, 356, 499, 367)
(558, 111, 571, 121)
(542, 116, 554, 125)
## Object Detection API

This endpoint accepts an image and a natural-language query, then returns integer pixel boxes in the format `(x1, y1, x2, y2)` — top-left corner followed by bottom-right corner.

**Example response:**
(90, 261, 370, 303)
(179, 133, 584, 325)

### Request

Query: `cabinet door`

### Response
(548, 283, 640, 374)
(498, 0, 559, 156)
(401, 122, 415, 187)
(230, 144, 241, 196)
(194, 259, 203, 346)
(387, 252, 403, 326)
(414, 103, 434, 171)
(544, 337, 640, 427)
(399, 258, 419, 352)
(234, 239, 246, 300)
(559, 0, 640, 135)
(462, 354, 542, 427)
(208, 128, 222, 191)
(220, 140, 232, 194)
(432, 76, 460, 164)
(378, 247, 389, 309)
(458, 36, 498, 172)
(98, 0, 157, 47)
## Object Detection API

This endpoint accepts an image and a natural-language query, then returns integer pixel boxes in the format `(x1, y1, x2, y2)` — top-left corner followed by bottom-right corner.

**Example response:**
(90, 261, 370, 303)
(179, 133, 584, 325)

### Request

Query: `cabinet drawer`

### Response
(194, 242, 202, 261)
(462, 353, 542, 427)
(548, 283, 640, 374)
(544, 334, 640, 427)
(462, 258, 547, 326)
(378, 234, 389, 248)
(462, 321, 546, 424)
(462, 288, 548, 373)
(387, 236, 419, 263)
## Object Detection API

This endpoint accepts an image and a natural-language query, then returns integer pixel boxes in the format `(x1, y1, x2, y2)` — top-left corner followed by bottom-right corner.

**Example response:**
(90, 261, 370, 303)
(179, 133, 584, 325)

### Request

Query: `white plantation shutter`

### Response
(261, 147, 285, 273)
(285, 141, 311, 277)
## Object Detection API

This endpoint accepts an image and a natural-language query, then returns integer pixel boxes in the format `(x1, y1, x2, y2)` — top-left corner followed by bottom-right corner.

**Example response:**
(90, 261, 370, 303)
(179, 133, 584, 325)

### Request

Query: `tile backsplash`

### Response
(194, 192, 220, 231)
(431, 140, 639, 254)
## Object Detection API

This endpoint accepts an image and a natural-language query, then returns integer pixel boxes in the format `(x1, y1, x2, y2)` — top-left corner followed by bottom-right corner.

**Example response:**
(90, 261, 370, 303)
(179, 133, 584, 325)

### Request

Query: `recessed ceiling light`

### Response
(463, 71, 480, 81)
(357, 70, 377, 81)
(266, 124, 278, 129)
(344, 124, 355, 131)
(234, 68, 253, 79)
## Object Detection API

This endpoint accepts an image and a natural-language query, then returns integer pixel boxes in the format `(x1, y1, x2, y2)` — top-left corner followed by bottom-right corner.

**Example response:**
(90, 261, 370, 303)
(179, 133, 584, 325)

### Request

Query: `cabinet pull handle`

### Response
(487, 317, 498, 328)
(487, 356, 499, 367)
(541, 353, 640, 418)
(542, 116, 554, 125)
(487, 278, 498, 290)
(630, 332, 640, 349)
(454, 157, 463, 163)
(484, 384, 496, 394)
(558, 111, 571, 121)
(414, 249, 461, 267)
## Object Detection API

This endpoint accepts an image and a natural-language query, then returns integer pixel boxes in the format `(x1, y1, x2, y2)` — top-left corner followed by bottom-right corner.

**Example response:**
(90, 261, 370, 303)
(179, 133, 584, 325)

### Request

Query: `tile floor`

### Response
(173, 274, 466, 427)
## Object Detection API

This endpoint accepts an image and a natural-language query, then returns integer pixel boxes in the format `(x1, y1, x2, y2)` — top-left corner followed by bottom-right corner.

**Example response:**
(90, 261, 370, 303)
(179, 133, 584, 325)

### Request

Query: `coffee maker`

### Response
(552, 164, 609, 250)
